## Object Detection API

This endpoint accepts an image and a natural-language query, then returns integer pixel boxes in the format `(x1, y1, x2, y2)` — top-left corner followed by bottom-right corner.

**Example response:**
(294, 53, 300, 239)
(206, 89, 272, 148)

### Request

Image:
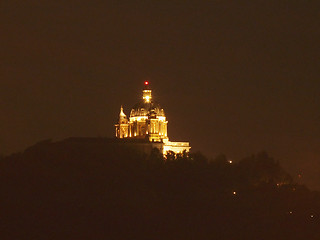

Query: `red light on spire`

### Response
(144, 81, 149, 85)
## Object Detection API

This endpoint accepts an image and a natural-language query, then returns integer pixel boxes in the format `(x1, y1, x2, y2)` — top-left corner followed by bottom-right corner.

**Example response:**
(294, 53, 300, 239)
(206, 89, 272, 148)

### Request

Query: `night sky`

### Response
(1, 1, 319, 189)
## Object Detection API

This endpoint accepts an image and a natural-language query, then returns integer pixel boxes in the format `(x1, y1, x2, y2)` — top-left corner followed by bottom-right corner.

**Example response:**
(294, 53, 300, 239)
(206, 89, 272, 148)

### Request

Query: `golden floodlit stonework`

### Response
(115, 82, 190, 155)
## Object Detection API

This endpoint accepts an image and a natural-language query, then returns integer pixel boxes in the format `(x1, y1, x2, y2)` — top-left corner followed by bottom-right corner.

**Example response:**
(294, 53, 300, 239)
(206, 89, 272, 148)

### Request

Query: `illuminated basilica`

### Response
(115, 82, 190, 155)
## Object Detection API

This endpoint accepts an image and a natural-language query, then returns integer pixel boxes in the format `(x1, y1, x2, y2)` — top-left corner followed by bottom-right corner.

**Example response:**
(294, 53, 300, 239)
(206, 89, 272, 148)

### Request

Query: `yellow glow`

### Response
(130, 116, 148, 122)
(115, 84, 191, 156)
(143, 89, 152, 103)
(157, 116, 166, 121)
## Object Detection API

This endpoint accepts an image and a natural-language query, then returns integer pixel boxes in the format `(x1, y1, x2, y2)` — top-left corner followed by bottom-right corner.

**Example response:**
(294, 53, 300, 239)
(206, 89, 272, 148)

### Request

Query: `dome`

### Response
(130, 101, 165, 118)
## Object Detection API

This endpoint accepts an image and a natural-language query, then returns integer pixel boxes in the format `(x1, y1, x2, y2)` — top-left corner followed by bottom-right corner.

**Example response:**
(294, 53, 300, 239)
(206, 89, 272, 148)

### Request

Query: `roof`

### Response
(130, 101, 165, 117)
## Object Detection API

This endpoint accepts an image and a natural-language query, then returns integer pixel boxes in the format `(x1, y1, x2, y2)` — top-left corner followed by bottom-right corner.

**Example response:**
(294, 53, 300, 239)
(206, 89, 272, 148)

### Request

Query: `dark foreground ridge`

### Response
(1, 138, 319, 240)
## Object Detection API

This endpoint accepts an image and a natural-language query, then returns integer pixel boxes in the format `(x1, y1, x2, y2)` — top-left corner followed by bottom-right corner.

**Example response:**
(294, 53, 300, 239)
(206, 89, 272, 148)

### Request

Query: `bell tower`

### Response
(115, 106, 129, 138)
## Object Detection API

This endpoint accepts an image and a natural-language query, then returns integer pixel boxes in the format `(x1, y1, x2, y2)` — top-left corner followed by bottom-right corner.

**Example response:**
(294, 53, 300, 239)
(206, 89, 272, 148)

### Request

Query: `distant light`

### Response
(144, 81, 149, 85)
(233, 191, 237, 195)
(311, 214, 314, 218)
(228, 160, 233, 164)
(289, 211, 293, 214)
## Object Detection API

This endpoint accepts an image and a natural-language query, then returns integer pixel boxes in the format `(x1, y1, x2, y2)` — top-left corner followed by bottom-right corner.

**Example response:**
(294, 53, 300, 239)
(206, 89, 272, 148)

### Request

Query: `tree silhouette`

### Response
(0, 139, 319, 240)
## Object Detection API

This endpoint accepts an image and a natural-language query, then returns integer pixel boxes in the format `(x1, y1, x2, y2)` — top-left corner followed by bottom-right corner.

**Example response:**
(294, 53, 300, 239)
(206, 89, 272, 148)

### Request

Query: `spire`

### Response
(119, 105, 127, 118)
(142, 81, 152, 103)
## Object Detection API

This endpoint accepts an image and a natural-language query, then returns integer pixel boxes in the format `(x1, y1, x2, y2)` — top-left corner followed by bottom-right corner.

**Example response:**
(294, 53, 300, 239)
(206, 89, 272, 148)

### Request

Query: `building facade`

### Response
(115, 82, 190, 155)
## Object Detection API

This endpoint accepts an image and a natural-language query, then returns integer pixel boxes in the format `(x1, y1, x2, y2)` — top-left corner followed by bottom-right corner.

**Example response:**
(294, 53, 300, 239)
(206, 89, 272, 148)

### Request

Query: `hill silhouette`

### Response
(1, 138, 319, 240)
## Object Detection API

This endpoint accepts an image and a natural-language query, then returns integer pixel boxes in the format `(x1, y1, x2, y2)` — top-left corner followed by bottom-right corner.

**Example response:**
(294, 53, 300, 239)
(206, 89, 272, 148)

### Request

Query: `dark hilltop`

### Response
(1, 137, 319, 240)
